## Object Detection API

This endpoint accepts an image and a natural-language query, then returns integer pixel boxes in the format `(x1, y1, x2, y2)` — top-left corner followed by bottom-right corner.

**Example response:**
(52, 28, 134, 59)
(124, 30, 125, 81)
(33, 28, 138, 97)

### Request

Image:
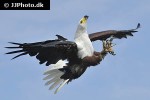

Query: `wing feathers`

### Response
(89, 23, 140, 41)
(6, 38, 77, 67)
(56, 34, 67, 41)
(12, 52, 28, 60)
(8, 42, 22, 45)
(6, 50, 24, 54)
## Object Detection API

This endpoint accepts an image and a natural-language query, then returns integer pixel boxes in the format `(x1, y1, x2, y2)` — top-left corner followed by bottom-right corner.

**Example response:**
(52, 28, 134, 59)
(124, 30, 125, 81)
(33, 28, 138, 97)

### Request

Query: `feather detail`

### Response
(54, 79, 69, 94)
(43, 60, 69, 94)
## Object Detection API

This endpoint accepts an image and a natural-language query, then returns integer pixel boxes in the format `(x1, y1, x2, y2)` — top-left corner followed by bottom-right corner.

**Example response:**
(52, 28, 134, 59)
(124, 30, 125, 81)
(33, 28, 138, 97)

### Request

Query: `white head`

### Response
(75, 15, 89, 36)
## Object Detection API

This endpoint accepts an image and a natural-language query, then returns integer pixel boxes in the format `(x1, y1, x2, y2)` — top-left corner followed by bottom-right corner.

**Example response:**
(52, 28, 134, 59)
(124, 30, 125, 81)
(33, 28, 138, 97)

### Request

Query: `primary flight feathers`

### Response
(89, 23, 140, 41)
(6, 15, 140, 94)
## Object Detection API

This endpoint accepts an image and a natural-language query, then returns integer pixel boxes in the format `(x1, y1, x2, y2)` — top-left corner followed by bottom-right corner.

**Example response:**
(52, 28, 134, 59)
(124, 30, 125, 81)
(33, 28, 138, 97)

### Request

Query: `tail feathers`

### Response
(45, 77, 60, 85)
(43, 60, 67, 75)
(49, 79, 63, 90)
(43, 71, 63, 80)
(44, 69, 68, 94)
(54, 79, 69, 94)
(43, 59, 69, 94)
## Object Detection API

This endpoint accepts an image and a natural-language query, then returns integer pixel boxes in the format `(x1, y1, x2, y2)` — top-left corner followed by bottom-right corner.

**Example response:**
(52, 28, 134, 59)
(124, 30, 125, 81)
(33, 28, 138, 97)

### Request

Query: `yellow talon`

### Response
(102, 40, 116, 55)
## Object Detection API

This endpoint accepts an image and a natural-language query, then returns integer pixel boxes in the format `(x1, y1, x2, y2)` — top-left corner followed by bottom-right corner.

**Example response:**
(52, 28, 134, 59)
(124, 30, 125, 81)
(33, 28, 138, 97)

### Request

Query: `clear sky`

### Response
(0, 0, 150, 100)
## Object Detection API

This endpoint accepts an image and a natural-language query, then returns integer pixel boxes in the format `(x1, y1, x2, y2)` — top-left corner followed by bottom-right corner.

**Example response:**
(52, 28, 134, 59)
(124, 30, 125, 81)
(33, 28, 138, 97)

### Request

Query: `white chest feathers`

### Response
(75, 33, 94, 59)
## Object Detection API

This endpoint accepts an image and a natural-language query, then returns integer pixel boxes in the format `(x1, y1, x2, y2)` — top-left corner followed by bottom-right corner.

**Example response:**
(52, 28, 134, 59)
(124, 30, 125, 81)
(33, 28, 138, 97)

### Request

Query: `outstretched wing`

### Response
(89, 23, 140, 41)
(6, 35, 86, 93)
(6, 35, 78, 66)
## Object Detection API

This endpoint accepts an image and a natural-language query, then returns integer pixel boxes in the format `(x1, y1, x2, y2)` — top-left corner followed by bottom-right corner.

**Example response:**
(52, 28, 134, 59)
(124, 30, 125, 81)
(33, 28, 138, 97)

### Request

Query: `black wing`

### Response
(89, 23, 140, 41)
(6, 35, 78, 66)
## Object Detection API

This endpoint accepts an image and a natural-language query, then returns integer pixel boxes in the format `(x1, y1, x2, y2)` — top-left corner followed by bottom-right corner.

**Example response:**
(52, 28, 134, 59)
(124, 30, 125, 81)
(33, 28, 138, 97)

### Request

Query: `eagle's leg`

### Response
(93, 39, 116, 63)
(98, 40, 108, 60)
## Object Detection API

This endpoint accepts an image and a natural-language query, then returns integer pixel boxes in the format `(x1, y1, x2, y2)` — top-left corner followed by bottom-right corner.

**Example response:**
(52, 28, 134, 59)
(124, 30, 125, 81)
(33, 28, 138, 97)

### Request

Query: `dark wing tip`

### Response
(136, 23, 141, 29)
(11, 52, 28, 60)
(5, 50, 24, 54)
(5, 46, 21, 49)
(8, 42, 22, 45)
(130, 23, 141, 32)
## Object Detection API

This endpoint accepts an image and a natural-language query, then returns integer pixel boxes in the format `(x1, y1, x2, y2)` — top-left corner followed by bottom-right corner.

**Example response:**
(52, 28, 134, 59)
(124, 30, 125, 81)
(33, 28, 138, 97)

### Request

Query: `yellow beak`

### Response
(80, 15, 89, 24)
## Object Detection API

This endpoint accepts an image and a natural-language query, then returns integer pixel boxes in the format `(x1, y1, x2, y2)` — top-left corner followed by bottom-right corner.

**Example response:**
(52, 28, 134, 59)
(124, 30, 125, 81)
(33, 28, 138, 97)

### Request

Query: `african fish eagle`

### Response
(6, 15, 140, 94)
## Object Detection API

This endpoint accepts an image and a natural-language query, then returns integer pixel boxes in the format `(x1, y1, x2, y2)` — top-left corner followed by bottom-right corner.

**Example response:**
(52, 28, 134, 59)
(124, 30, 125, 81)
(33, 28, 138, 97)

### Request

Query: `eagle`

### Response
(6, 15, 140, 94)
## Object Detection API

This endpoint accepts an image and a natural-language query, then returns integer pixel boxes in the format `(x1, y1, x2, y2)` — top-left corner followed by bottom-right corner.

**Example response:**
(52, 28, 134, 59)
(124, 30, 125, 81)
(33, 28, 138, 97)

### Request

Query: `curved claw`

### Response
(102, 39, 116, 56)
(109, 51, 116, 56)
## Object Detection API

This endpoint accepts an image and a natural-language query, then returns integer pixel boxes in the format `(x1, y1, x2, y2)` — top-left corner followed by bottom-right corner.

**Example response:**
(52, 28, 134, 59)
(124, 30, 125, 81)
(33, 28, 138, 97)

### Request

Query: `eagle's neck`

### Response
(74, 25, 94, 59)
(74, 24, 87, 38)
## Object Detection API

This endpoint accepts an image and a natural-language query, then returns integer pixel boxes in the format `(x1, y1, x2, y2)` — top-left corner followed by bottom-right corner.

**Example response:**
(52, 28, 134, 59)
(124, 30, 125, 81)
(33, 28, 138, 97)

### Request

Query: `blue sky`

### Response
(0, 0, 150, 100)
